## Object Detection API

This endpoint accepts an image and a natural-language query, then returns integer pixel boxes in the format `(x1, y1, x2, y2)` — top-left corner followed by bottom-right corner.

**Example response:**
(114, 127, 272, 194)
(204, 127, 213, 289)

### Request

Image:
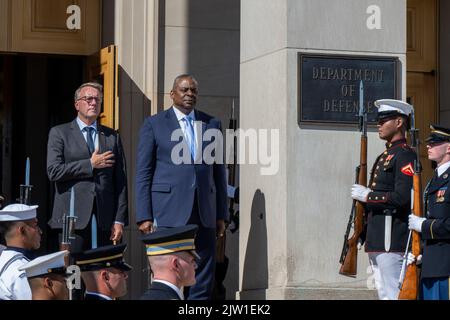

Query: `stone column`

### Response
(239, 0, 406, 299)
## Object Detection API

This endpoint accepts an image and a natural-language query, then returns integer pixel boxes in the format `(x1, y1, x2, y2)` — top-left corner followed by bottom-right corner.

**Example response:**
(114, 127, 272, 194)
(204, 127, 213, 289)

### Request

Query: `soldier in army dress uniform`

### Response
(351, 99, 416, 300)
(74, 244, 132, 300)
(408, 125, 450, 300)
(140, 225, 199, 300)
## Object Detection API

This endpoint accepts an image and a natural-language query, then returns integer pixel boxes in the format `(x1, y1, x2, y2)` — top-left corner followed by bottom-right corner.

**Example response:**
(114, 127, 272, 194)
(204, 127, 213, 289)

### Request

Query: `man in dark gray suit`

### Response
(47, 82, 128, 252)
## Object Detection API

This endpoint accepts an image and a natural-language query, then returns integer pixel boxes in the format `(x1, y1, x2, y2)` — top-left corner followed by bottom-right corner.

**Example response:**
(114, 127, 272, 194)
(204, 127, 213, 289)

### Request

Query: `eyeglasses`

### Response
(78, 96, 103, 104)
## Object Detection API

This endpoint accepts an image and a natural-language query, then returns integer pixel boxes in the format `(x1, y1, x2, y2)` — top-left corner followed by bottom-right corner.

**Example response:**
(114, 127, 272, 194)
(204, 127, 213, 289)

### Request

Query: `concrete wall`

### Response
(115, 0, 156, 299)
(240, 0, 406, 299)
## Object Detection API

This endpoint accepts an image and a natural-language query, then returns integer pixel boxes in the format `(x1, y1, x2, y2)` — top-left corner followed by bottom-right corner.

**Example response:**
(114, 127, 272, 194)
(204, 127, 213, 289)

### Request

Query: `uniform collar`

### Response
(437, 161, 450, 177)
(152, 279, 184, 300)
(385, 138, 407, 150)
(85, 291, 113, 300)
(5, 246, 36, 260)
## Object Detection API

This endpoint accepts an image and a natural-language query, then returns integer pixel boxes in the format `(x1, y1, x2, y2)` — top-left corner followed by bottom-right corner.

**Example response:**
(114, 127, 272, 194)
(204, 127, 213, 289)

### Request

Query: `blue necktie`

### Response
(183, 116, 196, 160)
(84, 127, 95, 154)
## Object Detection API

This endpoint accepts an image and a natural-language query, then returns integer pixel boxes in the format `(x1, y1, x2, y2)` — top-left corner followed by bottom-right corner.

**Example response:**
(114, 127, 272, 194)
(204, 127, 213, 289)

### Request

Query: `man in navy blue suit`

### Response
(135, 74, 228, 300)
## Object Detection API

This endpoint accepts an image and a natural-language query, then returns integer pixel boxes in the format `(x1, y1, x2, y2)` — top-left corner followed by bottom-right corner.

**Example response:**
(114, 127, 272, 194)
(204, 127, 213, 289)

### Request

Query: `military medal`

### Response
(436, 188, 447, 203)
(384, 154, 394, 166)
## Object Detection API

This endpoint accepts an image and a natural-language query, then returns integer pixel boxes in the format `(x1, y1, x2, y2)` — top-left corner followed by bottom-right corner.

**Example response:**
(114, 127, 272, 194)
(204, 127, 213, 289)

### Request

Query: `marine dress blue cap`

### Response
(0, 203, 38, 221)
(374, 99, 413, 121)
(141, 224, 200, 259)
(74, 244, 133, 272)
(425, 124, 450, 144)
(18, 250, 68, 278)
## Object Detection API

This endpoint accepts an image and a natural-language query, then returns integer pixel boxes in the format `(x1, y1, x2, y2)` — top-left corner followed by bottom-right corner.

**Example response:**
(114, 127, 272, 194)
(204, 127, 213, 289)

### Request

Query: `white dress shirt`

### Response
(437, 160, 450, 177)
(152, 279, 184, 300)
(76, 117, 99, 150)
(172, 106, 200, 161)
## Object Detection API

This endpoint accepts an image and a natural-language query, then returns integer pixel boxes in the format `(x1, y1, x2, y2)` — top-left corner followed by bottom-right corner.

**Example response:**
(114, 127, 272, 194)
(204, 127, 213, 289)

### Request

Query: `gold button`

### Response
(384, 151, 388, 155)
(377, 166, 380, 170)
(374, 174, 378, 178)
(372, 183, 377, 187)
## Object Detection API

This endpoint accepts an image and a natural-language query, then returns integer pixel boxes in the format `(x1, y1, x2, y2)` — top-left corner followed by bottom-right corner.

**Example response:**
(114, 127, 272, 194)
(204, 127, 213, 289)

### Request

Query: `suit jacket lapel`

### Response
(166, 107, 182, 133)
(70, 119, 91, 156)
(195, 110, 207, 152)
(97, 125, 106, 153)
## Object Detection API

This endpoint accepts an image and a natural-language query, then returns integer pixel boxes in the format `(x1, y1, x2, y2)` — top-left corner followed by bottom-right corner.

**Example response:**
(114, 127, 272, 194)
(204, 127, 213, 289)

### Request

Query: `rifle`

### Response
(214, 99, 238, 300)
(398, 107, 422, 300)
(18, 157, 33, 205)
(60, 187, 77, 300)
(339, 80, 367, 277)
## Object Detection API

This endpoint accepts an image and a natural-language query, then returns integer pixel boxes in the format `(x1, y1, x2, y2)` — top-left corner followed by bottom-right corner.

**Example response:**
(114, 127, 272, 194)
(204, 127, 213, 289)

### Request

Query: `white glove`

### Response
(357, 241, 363, 250)
(351, 184, 371, 203)
(406, 252, 423, 266)
(408, 214, 426, 233)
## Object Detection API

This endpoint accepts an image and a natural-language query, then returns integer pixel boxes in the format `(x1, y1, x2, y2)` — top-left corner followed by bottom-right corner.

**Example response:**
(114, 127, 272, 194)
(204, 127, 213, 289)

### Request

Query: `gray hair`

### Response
(172, 74, 198, 90)
(74, 82, 103, 102)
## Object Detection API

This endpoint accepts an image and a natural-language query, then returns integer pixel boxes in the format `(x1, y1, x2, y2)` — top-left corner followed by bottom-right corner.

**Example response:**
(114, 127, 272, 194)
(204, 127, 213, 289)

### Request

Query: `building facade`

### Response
(0, 0, 447, 299)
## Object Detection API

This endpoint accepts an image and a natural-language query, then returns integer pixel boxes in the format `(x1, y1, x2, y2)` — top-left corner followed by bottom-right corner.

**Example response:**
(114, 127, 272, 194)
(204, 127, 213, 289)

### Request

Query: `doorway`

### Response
(0, 54, 84, 251)
(407, 0, 438, 183)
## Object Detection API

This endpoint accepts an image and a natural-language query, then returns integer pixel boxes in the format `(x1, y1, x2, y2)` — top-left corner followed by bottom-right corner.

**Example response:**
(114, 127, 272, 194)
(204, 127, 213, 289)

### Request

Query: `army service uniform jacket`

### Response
(140, 281, 182, 300)
(420, 165, 450, 278)
(365, 138, 416, 252)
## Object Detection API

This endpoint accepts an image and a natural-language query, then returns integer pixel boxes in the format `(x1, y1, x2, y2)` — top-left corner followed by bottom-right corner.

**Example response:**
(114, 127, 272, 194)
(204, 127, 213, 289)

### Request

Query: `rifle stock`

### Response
(398, 168, 422, 299)
(339, 135, 367, 277)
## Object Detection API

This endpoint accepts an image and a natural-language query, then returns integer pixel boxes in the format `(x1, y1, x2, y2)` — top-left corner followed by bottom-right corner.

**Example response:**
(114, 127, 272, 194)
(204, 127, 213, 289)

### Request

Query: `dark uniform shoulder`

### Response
(140, 288, 178, 300)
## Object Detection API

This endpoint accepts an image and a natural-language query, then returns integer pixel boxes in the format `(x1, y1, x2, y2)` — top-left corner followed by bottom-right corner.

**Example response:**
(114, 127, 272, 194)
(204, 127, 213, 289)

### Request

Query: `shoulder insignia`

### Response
(401, 163, 414, 176)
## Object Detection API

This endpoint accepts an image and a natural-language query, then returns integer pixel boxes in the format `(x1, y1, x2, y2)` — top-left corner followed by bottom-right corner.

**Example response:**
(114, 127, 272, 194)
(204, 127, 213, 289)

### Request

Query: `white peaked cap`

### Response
(374, 99, 413, 116)
(18, 251, 68, 278)
(0, 203, 38, 222)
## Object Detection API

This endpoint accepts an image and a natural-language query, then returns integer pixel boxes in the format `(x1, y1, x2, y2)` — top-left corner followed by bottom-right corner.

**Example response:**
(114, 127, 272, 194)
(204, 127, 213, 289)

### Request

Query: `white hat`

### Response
(0, 204, 38, 222)
(18, 251, 68, 278)
(374, 99, 413, 118)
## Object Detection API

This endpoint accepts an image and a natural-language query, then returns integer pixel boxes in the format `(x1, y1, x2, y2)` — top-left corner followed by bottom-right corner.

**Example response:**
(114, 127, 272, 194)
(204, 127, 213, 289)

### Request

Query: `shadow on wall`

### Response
(241, 189, 268, 299)
(117, 65, 152, 300)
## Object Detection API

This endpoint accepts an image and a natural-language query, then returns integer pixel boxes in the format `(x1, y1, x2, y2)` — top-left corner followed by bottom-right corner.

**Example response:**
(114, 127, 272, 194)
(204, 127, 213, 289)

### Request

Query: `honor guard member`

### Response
(408, 125, 450, 300)
(351, 99, 416, 300)
(140, 225, 199, 300)
(74, 243, 132, 300)
(18, 250, 69, 300)
(0, 204, 42, 300)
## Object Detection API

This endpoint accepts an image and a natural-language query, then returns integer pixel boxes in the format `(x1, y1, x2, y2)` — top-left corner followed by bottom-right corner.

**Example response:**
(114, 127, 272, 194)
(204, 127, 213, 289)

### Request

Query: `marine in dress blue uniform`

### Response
(140, 225, 199, 300)
(408, 125, 450, 300)
(351, 99, 416, 300)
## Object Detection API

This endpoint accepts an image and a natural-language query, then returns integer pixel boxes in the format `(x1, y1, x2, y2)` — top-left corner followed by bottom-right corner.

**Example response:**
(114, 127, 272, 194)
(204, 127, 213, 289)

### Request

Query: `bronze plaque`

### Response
(298, 54, 400, 125)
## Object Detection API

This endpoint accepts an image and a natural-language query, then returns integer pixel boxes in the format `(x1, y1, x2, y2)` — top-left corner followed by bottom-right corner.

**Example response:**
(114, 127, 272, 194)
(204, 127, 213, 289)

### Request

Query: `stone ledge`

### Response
(237, 287, 378, 300)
